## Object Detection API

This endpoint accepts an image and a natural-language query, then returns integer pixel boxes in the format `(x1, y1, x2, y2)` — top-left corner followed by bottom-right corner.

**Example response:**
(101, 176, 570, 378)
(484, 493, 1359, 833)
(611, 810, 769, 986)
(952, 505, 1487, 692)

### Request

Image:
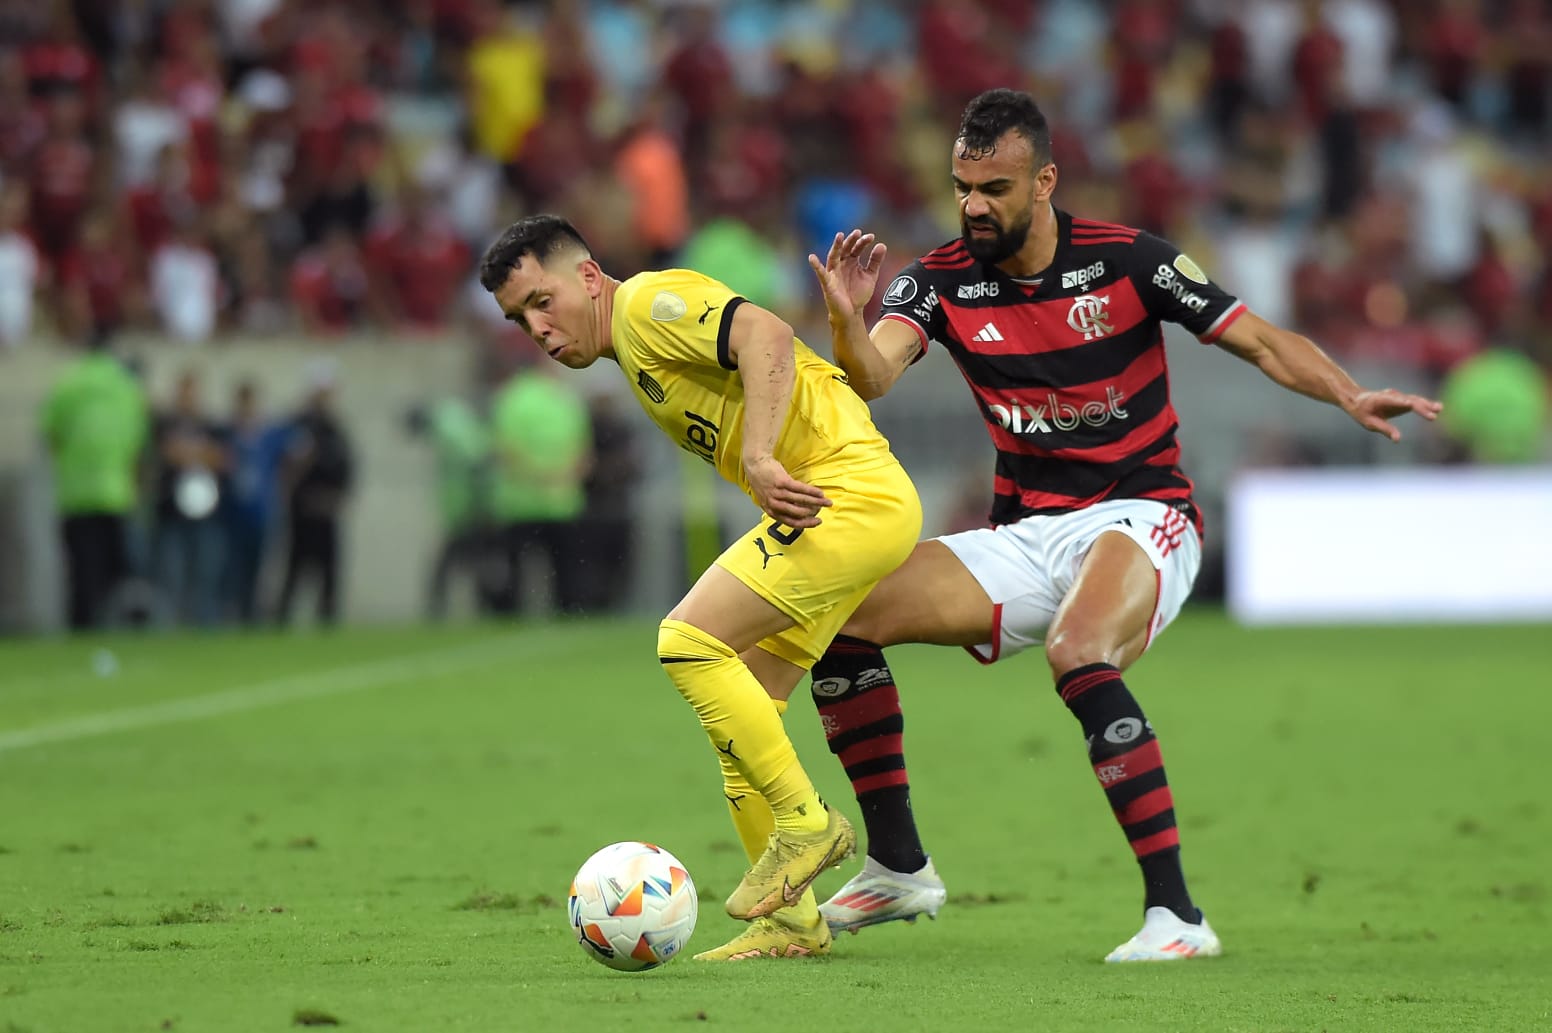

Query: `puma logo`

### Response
(699, 300, 720, 325)
(753, 537, 783, 569)
(715, 739, 739, 760)
(725, 791, 746, 811)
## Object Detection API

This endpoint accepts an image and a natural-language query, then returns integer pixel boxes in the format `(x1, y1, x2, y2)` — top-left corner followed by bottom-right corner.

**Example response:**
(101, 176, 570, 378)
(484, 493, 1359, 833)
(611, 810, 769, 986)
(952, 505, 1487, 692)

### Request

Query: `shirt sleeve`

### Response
(878, 261, 945, 357)
(619, 270, 747, 370)
(1126, 233, 1247, 343)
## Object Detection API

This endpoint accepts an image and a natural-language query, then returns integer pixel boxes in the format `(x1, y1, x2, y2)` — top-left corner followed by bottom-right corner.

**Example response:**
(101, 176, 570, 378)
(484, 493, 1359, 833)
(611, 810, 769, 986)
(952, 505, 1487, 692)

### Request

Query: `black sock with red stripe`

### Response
(810, 636, 928, 874)
(1056, 662, 1198, 923)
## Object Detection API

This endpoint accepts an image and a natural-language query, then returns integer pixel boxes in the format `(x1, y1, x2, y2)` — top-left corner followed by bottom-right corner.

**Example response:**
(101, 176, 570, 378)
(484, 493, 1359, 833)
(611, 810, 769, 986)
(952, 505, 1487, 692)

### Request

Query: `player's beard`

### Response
(961, 207, 1034, 264)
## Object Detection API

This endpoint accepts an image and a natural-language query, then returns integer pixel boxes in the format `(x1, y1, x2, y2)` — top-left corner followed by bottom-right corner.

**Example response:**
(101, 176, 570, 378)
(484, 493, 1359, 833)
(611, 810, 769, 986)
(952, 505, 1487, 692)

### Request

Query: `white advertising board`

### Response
(1226, 468, 1552, 624)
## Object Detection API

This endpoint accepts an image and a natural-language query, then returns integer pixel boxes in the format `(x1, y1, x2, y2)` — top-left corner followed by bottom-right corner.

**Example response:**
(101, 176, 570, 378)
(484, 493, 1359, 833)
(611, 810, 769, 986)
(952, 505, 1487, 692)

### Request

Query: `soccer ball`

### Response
(567, 842, 698, 971)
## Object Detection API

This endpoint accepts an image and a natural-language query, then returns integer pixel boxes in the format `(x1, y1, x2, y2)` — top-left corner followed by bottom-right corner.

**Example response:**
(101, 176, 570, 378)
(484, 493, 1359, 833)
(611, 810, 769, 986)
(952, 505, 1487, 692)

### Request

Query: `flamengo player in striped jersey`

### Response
(804, 89, 1442, 962)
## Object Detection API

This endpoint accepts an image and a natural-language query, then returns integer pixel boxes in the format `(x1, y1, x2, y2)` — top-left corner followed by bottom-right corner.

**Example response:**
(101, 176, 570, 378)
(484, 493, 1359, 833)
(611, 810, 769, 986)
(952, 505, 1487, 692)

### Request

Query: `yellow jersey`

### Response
(611, 269, 896, 497)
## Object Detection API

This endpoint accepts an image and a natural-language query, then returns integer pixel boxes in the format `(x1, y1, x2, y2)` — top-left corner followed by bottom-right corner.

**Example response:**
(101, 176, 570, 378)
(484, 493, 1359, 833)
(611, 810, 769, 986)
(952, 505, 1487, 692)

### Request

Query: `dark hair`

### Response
(957, 89, 1052, 167)
(478, 215, 593, 292)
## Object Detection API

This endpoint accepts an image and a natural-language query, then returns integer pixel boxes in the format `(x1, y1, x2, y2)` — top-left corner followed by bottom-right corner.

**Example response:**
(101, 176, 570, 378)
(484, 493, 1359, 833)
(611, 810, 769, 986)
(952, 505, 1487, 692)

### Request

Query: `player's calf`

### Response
(1054, 662, 1199, 925)
(809, 635, 929, 875)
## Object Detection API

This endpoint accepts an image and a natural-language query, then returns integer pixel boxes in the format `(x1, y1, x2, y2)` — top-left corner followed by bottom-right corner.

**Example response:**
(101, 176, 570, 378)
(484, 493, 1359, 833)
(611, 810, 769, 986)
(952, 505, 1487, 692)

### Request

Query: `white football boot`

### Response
(1104, 906, 1223, 962)
(820, 856, 947, 934)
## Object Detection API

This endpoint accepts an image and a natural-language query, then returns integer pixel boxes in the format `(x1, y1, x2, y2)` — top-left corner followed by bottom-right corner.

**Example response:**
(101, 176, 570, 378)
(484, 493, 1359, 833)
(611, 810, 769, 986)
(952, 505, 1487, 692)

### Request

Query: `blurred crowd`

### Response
(9, 0, 1552, 628)
(0, 1, 1548, 375)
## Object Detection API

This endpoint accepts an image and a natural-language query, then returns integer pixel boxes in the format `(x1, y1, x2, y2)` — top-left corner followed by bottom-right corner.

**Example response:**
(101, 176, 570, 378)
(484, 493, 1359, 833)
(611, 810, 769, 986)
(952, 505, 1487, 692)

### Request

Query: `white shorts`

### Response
(938, 498, 1202, 664)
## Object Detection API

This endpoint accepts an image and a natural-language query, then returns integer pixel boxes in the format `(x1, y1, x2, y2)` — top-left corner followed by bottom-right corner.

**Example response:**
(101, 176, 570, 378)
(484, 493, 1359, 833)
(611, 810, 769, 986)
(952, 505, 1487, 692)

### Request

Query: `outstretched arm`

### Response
(725, 301, 833, 527)
(1215, 311, 1442, 441)
(809, 231, 921, 400)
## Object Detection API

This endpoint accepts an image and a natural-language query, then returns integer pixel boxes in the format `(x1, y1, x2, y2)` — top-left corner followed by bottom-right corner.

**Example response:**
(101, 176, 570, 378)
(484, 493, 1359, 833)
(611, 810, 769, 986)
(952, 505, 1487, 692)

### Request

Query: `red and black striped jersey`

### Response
(879, 208, 1246, 531)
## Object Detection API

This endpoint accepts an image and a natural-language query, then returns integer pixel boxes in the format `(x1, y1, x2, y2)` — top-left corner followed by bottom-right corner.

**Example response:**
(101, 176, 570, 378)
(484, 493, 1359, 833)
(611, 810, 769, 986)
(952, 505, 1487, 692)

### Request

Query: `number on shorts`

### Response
(766, 521, 804, 546)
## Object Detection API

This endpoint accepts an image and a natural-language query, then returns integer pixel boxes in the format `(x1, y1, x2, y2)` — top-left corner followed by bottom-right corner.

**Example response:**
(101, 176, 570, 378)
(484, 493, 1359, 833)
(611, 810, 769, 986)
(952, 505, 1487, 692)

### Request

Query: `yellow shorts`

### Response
(715, 459, 922, 670)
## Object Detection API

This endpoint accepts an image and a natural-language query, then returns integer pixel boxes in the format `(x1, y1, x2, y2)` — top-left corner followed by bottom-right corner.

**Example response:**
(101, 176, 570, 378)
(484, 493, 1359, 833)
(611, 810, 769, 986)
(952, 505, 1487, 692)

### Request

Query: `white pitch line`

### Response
(0, 635, 538, 756)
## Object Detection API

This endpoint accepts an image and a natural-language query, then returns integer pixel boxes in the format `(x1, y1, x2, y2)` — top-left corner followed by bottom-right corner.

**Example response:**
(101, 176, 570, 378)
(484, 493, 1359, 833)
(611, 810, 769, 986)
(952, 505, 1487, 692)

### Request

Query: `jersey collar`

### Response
(984, 205, 1070, 299)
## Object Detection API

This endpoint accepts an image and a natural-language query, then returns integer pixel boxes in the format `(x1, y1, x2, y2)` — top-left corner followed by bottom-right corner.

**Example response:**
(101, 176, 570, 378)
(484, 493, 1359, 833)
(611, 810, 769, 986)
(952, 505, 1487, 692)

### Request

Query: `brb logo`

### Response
(988, 387, 1129, 435)
(957, 281, 999, 300)
(1066, 294, 1113, 341)
(1060, 260, 1105, 290)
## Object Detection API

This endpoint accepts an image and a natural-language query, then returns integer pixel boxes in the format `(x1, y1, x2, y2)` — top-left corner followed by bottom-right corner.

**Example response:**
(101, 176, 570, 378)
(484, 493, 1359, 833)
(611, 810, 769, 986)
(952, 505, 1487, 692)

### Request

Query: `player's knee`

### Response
(836, 594, 899, 646)
(836, 612, 884, 646)
(657, 618, 736, 666)
(1044, 626, 1116, 679)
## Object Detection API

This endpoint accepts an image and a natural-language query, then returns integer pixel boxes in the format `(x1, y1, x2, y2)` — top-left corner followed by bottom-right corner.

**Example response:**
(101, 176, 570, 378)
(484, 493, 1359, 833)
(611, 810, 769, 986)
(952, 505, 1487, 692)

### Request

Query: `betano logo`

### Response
(988, 387, 1129, 434)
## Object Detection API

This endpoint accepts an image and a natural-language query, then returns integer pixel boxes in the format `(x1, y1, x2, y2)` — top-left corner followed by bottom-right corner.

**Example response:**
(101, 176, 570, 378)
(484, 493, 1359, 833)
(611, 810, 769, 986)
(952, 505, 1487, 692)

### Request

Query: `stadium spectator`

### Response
(1204, 17, 1250, 139)
(1502, 0, 1552, 138)
(28, 90, 94, 274)
(276, 364, 354, 626)
(1440, 348, 1550, 464)
(1424, 0, 1485, 110)
(0, 47, 46, 173)
(290, 224, 370, 336)
(365, 184, 471, 331)
(58, 207, 136, 341)
(296, 124, 380, 249)
(23, 5, 101, 110)
(158, 30, 226, 202)
(150, 369, 229, 627)
(125, 141, 199, 257)
(417, 129, 503, 250)
(678, 216, 793, 318)
(660, 4, 732, 162)
(463, 0, 545, 162)
(40, 333, 149, 630)
(112, 66, 186, 190)
(149, 216, 220, 344)
(0, 182, 40, 347)
(613, 100, 691, 269)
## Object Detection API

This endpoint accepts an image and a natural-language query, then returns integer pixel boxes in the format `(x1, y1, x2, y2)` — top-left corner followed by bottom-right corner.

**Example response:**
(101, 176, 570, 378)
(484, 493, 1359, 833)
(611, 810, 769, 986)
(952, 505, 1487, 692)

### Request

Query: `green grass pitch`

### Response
(1, 614, 1548, 1032)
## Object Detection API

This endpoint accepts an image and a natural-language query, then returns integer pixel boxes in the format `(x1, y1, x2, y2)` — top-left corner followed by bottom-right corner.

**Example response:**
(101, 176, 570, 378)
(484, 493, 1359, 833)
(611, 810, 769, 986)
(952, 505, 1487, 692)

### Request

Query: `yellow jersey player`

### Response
(479, 215, 923, 961)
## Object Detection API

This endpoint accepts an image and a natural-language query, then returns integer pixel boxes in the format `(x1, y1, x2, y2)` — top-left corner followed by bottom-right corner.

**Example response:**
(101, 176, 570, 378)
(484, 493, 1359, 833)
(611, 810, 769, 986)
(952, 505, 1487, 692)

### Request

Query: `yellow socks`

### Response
(659, 619, 827, 835)
(718, 698, 822, 926)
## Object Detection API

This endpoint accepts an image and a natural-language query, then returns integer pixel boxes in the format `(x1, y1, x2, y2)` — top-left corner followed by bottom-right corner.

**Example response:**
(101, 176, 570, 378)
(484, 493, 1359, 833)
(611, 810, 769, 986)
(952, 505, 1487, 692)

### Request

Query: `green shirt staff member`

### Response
(489, 365, 592, 614)
(40, 341, 150, 629)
